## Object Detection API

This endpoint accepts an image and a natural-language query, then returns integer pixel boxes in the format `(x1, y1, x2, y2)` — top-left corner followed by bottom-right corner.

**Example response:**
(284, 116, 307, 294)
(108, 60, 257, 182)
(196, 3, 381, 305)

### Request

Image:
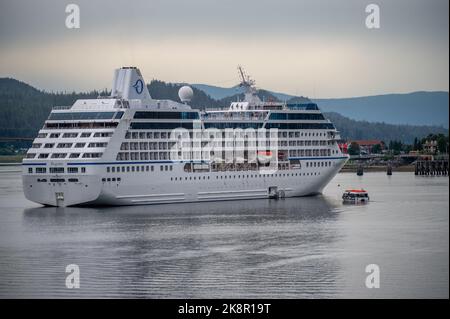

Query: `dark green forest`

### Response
(0, 78, 447, 146)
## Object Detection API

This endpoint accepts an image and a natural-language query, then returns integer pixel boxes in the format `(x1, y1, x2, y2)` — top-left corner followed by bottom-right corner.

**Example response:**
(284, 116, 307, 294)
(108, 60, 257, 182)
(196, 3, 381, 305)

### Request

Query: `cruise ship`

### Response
(22, 67, 348, 206)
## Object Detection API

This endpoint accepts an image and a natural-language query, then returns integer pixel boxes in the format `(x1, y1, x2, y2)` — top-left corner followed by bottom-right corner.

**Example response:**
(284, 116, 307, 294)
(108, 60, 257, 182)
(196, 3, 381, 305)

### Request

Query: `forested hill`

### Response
(0, 77, 447, 144)
(193, 83, 449, 127)
(0, 78, 101, 138)
(324, 112, 447, 144)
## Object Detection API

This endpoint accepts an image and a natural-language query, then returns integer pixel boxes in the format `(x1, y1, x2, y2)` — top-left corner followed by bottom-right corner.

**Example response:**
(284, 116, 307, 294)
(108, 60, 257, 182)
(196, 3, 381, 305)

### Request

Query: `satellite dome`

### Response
(178, 86, 194, 103)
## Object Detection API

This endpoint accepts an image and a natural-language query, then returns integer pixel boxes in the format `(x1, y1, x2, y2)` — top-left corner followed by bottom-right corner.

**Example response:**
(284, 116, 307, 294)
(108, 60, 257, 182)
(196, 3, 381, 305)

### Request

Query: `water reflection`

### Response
(18, 196, 344, 298)
(1, 171, 447, 298)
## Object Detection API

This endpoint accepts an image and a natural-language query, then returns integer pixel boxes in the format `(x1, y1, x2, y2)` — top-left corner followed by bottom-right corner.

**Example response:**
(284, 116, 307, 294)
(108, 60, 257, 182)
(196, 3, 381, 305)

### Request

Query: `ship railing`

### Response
(204, 107, 226, 111)
(202, 113, 267, 121)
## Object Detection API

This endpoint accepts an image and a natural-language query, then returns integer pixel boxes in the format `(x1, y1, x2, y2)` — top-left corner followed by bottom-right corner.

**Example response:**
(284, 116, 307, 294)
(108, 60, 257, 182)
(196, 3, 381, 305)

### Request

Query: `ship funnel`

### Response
(111, 67, 151, 100)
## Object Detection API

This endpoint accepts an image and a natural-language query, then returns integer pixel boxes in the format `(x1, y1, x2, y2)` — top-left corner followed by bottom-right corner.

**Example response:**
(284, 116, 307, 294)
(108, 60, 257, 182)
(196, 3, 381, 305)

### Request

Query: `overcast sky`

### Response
(0, 0, 448, 98)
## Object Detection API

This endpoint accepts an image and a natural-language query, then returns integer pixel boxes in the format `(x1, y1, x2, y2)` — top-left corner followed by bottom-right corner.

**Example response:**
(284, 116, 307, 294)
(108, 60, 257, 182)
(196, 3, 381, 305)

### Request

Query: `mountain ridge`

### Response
(0, 77, 447, 145)
(191, 83, 449, 127)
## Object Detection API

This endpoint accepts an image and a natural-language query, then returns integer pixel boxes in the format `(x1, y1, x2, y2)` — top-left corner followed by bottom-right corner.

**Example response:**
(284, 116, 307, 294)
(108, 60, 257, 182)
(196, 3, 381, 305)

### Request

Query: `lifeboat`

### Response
(342, 189, 370, 204)
(257, 151, 272, 164)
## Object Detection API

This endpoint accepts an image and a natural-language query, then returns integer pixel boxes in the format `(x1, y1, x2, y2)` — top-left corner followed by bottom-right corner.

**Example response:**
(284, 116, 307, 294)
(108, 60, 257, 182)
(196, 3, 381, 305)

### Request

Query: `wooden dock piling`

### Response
(415, 160, 448, 176)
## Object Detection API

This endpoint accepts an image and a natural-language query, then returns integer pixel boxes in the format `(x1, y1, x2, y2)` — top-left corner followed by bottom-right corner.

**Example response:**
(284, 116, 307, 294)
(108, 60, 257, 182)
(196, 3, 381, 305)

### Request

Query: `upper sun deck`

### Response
(52, 98, 128, 112)
(52, 97, 192, 114)
(202, 101, 323, 121)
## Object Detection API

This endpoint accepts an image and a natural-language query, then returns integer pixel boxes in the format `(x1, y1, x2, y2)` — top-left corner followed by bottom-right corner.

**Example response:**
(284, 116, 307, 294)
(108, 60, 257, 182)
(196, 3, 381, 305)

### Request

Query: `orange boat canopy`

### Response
(345, 189, 367, 193)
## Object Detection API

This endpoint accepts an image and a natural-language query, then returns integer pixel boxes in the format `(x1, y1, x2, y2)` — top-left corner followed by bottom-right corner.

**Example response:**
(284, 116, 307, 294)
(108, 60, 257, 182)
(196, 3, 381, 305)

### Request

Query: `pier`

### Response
(415, 160, 449, 176)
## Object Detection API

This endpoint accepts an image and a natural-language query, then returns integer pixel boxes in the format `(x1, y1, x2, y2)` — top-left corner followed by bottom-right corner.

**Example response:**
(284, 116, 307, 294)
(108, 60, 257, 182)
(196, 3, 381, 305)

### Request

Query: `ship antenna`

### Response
(237, 65, 255, 89)
(237, 65, 258, 102)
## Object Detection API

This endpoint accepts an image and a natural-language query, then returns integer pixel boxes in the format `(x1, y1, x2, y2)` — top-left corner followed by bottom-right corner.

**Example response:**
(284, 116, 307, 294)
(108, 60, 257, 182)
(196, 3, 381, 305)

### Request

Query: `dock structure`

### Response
(356, 164, 364, 176)
(387, 163, 393, 175)
(415, 160, 449, 176)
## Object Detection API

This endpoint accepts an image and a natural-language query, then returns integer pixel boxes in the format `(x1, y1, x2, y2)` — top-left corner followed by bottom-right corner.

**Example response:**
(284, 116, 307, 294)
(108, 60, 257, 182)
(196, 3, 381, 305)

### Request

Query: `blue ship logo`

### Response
(132, 79, 144, 94)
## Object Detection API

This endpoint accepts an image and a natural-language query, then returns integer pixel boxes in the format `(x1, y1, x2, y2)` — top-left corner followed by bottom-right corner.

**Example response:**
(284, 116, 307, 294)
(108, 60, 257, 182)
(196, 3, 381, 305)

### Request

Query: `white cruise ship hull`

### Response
(23, 157, 347, 207)
(22, 66, 349, 207)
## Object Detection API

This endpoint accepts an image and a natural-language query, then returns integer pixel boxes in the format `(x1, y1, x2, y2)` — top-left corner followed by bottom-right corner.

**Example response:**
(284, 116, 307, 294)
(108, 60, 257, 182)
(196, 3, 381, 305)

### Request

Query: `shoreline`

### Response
(0, 155, 24, 164)
(340, 164, 416, 173)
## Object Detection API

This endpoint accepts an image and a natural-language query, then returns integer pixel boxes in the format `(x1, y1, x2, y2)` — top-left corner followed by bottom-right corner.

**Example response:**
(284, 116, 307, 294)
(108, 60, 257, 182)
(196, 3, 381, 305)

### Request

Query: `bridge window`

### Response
(133, 111, 199, 120)
(286, 103, 319, 110)
(44, 122, 118, 129)
(48, 112, 117, 121)
(130, 122, 194, 130)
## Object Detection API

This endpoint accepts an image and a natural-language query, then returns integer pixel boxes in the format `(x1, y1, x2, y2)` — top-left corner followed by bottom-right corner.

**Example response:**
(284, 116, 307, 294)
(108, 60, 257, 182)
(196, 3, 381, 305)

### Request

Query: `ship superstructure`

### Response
(22, 67, 348, 206)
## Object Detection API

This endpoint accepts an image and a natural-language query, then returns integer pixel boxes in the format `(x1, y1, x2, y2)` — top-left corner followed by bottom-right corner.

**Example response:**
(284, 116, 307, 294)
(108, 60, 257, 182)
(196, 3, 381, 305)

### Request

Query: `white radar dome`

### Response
(178, 85, 194, 103)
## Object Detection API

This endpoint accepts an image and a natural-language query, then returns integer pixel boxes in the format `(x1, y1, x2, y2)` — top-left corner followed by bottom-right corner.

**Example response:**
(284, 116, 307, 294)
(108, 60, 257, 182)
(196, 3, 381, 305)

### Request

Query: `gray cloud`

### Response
(0, 0, 448, 96)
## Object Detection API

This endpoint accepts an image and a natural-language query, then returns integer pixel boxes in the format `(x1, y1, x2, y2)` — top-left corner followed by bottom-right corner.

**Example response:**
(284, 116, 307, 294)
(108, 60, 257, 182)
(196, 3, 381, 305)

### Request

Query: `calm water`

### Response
(0, 166, 448, 298)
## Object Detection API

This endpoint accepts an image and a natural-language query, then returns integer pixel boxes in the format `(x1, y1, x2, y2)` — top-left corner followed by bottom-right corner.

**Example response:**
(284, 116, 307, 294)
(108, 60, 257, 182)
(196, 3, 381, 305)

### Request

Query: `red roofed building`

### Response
(347, 140, 385, 154)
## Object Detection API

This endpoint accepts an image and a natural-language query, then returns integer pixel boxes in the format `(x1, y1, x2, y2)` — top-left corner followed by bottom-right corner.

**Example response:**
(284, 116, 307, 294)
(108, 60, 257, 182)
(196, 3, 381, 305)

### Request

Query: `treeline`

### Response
(324, 112, 448, 145)
(0, 78, 447, 147)
(0, 78, 102, 138)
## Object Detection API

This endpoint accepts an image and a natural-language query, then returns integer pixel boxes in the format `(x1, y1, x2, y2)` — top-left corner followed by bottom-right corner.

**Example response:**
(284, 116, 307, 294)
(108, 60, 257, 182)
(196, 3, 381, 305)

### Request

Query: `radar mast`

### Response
(237, 65, 261, 104)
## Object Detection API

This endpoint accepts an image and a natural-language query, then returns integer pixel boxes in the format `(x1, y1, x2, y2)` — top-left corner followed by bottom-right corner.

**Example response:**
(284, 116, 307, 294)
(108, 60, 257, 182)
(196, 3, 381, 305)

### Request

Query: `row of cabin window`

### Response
(43, 122, 118, 129)
(120, 142, 175, 150)
(36, 178, 79, 183)
(118, 140, 333, 151)
(306, 161, 333, 168)
(32, 142, 108, 149)
(116, 149, 338, 161)
(116, 152, 170, 161)
(101, 177, 121, 183)
(37, 132, 113, 139)
(170, 171, 322, 181)
(25, 152, 102, 159)
(27, 167, 86, 174)
(289, 149, 333, 157)
(105, 160, 333, 175)
(124, 130, 331, 140)
(286, 140, 333, 146)
(106, 165, 173, 173)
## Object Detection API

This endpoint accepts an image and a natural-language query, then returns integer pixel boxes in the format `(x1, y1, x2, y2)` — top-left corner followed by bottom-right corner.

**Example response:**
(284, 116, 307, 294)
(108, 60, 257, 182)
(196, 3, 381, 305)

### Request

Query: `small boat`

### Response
(257, 151, 273, 164)
(342, 189, 369, 204)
